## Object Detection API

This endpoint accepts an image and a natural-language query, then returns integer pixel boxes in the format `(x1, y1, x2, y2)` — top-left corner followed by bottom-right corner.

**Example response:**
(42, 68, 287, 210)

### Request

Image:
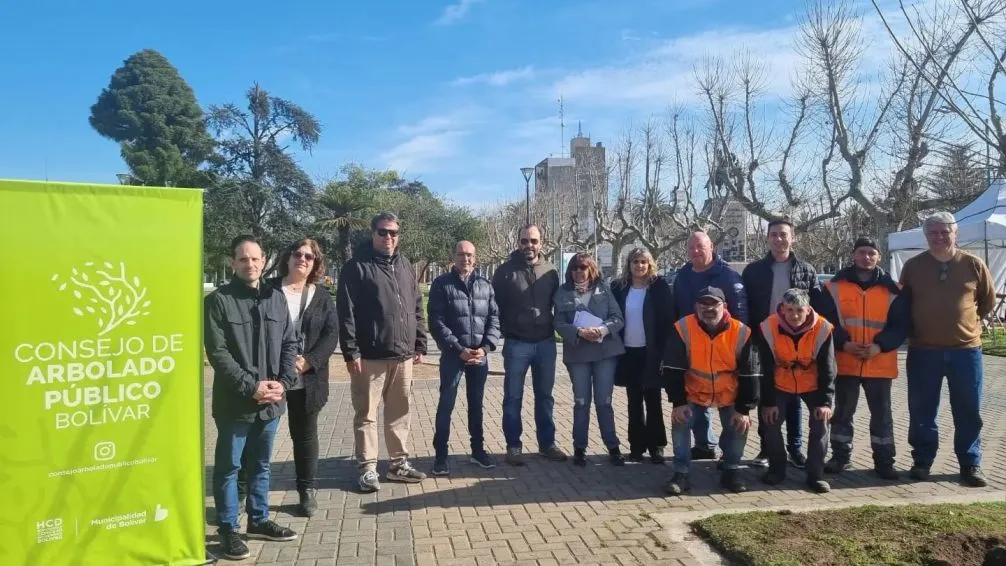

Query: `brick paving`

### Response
(203, 348, 1006, 565)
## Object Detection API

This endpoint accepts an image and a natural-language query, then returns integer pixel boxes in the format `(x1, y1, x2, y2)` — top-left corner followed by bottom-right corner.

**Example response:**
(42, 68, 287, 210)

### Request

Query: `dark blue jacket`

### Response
(672, 255, 748, 323)
(427, 269, 502, 354)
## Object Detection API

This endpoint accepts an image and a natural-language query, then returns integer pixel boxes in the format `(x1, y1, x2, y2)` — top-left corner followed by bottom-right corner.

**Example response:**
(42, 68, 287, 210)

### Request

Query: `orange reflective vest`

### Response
(673, 315, 752, 408)
(760, 313, 833, 394)
(824, 279, 899, 379)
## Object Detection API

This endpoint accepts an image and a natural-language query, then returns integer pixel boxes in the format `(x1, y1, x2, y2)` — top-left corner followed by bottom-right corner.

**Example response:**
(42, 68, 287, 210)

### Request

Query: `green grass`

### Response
(692, 502, 1006, 566)
(982, 328, 1006, 356)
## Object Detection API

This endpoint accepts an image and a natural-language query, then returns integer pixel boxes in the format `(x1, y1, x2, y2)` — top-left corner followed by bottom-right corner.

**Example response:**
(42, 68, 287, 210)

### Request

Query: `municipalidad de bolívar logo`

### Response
(51, 262, 152, 336)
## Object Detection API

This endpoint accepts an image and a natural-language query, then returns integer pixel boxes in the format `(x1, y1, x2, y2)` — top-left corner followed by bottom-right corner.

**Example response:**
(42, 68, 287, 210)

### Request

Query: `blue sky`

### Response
(0, 0, 818, 207)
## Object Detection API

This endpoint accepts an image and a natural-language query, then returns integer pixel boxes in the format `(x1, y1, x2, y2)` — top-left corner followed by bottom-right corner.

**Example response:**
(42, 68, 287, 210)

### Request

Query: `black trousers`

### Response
(622, 347, 667, 455)
(830, 376, 895, 466)
(238, 389, 320, 496)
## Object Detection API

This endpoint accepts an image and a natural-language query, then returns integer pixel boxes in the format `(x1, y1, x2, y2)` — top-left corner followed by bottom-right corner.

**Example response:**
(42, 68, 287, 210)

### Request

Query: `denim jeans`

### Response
(567, 357, 620, 451)
(763, 391, 828, 480)
(433, 352, 489, 457)
(906, 347, 984, 469)
(672, 404, 747, 474)
(213, 416, 280, 532)
(502, 339, 558, 450)
(238, 390, 319, 495)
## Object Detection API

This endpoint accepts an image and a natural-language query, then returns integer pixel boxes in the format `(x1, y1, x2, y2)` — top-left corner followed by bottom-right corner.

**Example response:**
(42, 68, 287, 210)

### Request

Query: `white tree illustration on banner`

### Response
(51, 261, 152, 336)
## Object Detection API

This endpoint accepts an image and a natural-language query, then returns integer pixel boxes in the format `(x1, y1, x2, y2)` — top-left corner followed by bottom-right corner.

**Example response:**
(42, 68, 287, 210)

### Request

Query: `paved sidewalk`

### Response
(203, 348, 1006, 565)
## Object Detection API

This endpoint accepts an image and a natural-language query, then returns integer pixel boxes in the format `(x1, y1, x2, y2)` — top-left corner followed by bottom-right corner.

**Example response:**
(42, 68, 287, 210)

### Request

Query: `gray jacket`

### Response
(553, 282, 626, 363)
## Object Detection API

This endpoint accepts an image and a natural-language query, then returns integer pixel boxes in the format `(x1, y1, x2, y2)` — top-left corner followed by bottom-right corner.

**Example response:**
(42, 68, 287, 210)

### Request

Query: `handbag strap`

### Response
(297, 285, 310, 330)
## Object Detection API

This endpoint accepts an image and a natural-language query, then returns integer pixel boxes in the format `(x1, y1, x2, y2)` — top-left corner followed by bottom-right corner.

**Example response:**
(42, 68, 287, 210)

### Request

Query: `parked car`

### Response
(817, 273, 834, 285)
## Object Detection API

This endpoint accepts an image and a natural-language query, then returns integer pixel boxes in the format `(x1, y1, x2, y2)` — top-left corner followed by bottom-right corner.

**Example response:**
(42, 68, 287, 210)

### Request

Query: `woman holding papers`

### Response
(553, 253, 627, 467)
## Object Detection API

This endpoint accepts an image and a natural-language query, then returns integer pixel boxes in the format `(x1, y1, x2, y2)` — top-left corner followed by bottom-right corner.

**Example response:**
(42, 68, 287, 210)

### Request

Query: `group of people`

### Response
(203, 210, 995, 561)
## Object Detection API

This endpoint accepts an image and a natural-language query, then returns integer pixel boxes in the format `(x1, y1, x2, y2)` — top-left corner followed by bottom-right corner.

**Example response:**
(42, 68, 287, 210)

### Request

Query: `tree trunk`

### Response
(339, 226, 352, 266)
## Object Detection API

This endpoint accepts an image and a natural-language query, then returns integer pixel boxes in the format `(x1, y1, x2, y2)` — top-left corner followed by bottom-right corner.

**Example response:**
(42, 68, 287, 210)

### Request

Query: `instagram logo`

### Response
(93, 441, 116, 461)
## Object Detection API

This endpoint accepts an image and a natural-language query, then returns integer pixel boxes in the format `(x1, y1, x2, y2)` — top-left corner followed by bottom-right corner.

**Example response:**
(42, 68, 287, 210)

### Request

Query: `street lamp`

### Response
(521, 167, 534, 225)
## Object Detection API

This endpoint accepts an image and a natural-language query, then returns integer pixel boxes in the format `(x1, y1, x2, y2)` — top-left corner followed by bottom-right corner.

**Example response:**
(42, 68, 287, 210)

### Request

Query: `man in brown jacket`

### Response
(899, 211, 997, 487)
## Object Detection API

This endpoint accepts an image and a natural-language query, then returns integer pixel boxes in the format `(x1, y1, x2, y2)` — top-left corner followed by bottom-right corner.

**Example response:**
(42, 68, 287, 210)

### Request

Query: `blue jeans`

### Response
(906, 347, 983, 469)
(502, 338, 557, 450)
(433, 352, 489, 457)
(672, 404, 748, 474)
(567, 357, 620, 451)
(213, 416, 280, 531)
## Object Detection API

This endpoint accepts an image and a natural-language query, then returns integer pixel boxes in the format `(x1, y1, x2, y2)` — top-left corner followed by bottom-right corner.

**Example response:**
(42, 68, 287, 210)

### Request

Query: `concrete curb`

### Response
(652, 490, 1006, 565)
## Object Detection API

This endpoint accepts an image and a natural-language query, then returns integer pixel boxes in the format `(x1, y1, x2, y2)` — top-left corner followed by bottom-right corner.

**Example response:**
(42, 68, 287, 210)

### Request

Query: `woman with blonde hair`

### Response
(610, 248, 675, 463)
(554, 253, 627, 466)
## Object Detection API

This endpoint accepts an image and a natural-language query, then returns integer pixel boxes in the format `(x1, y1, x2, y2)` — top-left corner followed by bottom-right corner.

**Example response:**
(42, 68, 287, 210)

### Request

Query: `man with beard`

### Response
(814, 237, 909, 480)
(492, 225, 568, 465)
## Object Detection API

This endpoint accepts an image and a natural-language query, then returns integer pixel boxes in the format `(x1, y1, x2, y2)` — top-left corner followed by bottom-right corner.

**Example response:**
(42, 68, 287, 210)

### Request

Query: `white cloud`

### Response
(434, 0, 484, 26)
(453, 66, 536, 87)
(379, 108, 485, 173)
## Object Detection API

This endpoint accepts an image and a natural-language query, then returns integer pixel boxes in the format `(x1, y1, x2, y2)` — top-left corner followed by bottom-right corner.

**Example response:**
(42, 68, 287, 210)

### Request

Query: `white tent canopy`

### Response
(887, 179, 1006, 295)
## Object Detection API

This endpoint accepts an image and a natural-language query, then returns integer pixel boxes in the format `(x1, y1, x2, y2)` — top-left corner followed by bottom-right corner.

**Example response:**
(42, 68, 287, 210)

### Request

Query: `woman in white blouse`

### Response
(610, 248, 675, 463)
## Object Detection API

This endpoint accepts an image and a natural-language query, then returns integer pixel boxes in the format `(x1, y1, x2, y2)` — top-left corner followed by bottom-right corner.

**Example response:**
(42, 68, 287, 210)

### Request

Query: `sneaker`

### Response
(247, 520, 298, 542)
(750, 452, 769, 468)
(539, 445, 569, 462)
(909, 464, 931, 481)
(573, 448, 587, 467)
(358, 469, 381, 493)
(297, 488, 317, 517)
(609, 448, 626, 466)
(665, 472, 691, 495)
(650, 448, 666, 465)
(720, 469, 747, 493)
(807, 479, 831, 494)
(825, 458, 850, 474)
(691, 446, 717, 460)
(387, 461, 427, 483)
(761, 471, 786, 486)
(431, 456, 450, 476)
(874, 465, 899, 480)
(469, 451, 496, 469)
(506, 447, 526, 466)
(788, 451, 807, 469)
(961, 466, 988, 488)
(218, 531, 250, 561)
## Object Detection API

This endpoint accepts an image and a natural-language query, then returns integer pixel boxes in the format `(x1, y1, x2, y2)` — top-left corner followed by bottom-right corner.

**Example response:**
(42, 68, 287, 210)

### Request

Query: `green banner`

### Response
(0, 180, 206, 565)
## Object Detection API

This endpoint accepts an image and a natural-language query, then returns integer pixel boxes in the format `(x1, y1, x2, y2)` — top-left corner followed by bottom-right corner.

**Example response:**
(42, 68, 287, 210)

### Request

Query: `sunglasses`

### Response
(571, 265, 588, 272)
(292, 251, 315, 261)
(376, 228, 399, 238)
(939, 262, 949, 282)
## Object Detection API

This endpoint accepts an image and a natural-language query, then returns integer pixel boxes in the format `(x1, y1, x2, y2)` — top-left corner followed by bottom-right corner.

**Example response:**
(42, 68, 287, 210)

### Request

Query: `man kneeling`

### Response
(662, 286, 760, 495)
(758, 288, 837, 493)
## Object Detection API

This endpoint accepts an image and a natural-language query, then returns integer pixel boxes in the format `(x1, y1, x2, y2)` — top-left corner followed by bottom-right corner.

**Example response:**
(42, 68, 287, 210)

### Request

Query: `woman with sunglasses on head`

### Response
(266, 238, 339, 516)
(609, 248, 675, 464)
(553, 253, 627, 467)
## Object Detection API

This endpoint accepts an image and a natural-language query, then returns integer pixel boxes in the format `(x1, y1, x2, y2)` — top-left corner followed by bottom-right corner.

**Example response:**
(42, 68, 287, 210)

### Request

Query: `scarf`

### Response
(574, 281, 590, 294)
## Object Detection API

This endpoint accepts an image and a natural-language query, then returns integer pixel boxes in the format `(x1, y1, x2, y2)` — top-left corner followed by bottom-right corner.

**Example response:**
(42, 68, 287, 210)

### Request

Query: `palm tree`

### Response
(316, 182, 374, 266)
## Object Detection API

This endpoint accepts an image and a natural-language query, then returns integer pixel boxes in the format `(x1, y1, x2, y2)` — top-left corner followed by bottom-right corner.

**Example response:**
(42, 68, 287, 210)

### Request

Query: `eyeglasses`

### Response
(520, 238, 540, 245)
(376, 228, 399, 238)
(292, 251, 315, 262)
(939, 262, 949, 281)
(697, 300, 723, 307)
(571, 265, 588, 272)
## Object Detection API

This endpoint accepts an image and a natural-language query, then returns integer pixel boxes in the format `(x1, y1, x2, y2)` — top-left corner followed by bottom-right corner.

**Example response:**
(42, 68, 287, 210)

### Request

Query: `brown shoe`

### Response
(538, 445, 568, 462)
(505, 447, 526, 466)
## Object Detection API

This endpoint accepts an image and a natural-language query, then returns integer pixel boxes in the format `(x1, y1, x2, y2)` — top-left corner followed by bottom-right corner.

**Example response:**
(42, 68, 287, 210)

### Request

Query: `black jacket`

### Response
(756, 315, 837, 408)
(267, 277, 339, 413)
(811, 266, 910, 355)
(661, 317, 761, 415)
(427, 269, 502, 354)
(742, 251, 818, 330)
(610, 276, 675, 390)
(204, 279, 298, 422)
(337, 242, 428, 362)
(491, 250, 560, 342)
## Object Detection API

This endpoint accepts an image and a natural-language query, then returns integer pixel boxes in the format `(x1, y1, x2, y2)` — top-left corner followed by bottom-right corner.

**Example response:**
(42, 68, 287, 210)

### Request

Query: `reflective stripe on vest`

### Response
(825, 279, 899, 379)
(760, 313, 833, 394)
(674, 315, 750, 407)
